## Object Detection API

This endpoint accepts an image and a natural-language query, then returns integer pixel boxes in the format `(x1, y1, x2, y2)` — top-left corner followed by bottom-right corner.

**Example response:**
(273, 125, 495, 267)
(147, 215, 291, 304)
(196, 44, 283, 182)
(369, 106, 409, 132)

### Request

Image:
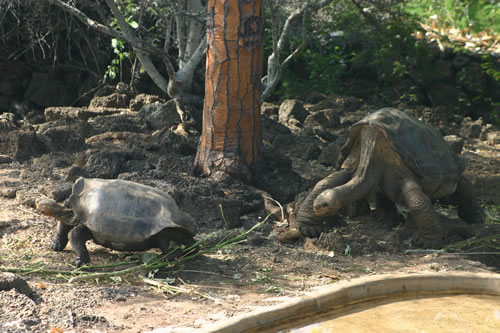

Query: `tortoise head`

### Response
(36, 198, 74, 224)
(313, 189, 343, 216)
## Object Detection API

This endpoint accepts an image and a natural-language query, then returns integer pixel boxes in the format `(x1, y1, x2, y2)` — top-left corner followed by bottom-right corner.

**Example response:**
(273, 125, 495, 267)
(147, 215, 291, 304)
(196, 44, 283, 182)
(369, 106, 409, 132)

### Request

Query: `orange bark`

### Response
(193, 0, 264, 183)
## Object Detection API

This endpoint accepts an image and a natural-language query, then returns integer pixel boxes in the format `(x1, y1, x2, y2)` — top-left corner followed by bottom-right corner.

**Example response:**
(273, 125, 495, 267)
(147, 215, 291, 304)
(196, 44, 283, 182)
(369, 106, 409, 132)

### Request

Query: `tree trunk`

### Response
(193, 0, 264, 183)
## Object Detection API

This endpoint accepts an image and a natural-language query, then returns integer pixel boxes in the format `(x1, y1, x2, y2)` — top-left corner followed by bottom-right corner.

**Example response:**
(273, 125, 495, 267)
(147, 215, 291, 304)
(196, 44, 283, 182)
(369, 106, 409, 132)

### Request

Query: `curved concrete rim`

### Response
(203, 272, 500, 333)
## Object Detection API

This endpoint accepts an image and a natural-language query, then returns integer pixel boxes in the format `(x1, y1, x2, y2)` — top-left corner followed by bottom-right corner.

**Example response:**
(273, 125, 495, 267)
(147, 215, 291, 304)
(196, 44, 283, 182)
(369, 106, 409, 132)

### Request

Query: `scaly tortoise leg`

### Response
(70, 224, 93, 267)
(450, 176, 484, 225)
(401, 178, 444, 248)
(50, 221, 73, 251)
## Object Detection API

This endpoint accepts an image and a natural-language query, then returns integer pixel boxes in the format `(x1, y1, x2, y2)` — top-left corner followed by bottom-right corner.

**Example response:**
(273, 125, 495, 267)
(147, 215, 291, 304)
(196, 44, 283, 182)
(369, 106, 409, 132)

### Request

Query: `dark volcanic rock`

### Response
(261, 102, 280, 120)
(84, 149, 130, 179)
(0, 273, 33, 296)
(66, 166, 91, 182)
(444, 135, 464, 154)
(318, 140, 344, 167)
(44, 106, 118, 122)
(459, 117, 483, 139)
(279, 99, 309, 124)
(42, 183, 73, 202)
(89, 93, 130, 109)
(129, 94, 166, 111)
(255, 168, 309, 204)
(89, 113, 149, 134)
(138, 100, 181, 130)
(37, 121, 89, 153)
(4, 128, 46, 160)
(24, 72, 76, 107)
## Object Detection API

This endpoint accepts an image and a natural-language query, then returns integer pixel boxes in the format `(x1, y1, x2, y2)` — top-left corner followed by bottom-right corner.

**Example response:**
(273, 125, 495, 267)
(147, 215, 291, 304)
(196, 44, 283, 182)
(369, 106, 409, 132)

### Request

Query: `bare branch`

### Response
(50, 0, 177, 86)
(49, 0, 206, 113)
(174, 0, 187, 64)
(47, 0, 122, 39)
(282, 1, 310, 68)
(177, 35, 207, 82)
(267, 0, 279, 54)
(164, 16, 173, 52)
(262, 0, 334, 101)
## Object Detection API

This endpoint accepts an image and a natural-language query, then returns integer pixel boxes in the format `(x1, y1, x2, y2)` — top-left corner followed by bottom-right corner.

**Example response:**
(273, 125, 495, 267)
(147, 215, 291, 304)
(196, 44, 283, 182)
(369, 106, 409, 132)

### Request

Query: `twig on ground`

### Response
(143, 277, 217, 301)
(68, 264, 152, 283)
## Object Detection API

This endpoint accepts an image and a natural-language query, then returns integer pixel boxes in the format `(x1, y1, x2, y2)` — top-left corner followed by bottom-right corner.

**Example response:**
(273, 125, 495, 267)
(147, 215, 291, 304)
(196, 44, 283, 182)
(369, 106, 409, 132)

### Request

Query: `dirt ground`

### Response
(0, 94, 499, 332)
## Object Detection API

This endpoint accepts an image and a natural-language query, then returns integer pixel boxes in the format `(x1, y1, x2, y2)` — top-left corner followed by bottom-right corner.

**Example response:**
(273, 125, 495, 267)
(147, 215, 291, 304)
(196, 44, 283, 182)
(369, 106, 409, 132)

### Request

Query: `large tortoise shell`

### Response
(346, 108, 465, 195)
(69, 178, 195, 245)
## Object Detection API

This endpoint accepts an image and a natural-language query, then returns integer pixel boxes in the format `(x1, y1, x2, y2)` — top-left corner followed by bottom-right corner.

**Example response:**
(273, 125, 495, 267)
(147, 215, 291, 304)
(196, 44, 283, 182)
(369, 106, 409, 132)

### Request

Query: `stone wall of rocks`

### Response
(0, 62, 31, 113)
(0, 62, 95, 114)
(343, 46, 499, 122)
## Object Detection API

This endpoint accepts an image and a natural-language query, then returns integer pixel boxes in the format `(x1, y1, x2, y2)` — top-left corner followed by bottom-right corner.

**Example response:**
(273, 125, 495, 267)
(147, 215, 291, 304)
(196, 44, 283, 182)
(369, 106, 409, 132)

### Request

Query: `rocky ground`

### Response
(0, 89, 499, 332)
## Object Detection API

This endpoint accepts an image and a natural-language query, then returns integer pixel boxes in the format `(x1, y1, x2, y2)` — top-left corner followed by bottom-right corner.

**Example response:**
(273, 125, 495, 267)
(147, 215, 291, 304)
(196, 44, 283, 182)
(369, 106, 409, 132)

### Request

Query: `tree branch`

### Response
(47, 0, 122, 40)
(177, 35, 207, 82)
(104, 0, 172, 92)
(262, 0, 334, 101)
(49, 0, 206, 113)
(174, 0, 187, 64)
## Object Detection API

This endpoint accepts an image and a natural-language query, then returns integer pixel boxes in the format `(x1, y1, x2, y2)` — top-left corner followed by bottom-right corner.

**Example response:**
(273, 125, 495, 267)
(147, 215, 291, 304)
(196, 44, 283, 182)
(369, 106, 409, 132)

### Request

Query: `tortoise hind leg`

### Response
(449, 176, 484, 224)
(401, 178, 444, 247)
(69, 224, 93, 267)
(50, 221, 73, 251)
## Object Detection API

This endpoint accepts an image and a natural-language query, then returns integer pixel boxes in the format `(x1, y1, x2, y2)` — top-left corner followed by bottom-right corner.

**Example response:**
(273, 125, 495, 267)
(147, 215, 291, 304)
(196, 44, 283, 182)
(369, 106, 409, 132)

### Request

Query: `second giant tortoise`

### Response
(296, 108, 483, 247)
(37, 177, 196, 266)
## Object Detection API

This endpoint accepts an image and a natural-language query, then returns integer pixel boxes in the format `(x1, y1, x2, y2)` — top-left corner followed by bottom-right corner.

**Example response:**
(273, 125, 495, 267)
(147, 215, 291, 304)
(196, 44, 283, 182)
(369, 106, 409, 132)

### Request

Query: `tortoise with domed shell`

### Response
(296, 108, 483, 247)
(37, 177, 196, 266)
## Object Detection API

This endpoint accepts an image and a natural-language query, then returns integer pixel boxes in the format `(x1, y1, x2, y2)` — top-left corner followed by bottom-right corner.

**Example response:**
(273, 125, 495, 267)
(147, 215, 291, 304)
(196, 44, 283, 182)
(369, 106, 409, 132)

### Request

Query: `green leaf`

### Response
(128, 21, 139, 29)
(265, 286, 283, 293)
(109, 276, 122, 283)
(344, 244, 351, 256)
(142, 252, 159, 264)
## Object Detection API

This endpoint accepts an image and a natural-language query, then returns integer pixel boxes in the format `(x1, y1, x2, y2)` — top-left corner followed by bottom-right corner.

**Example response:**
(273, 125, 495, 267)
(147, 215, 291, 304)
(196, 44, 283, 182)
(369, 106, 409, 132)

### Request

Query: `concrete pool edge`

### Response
(202, 272, 500, 332)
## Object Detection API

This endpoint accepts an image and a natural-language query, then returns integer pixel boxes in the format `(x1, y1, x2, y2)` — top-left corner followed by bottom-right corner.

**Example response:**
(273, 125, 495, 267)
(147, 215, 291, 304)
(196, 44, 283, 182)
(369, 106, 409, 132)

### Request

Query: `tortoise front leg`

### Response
(450, 176, 484, 225)
(50, 221, 73, 251)
(401, 179, 444, 247)
(69, 224, 93, 267)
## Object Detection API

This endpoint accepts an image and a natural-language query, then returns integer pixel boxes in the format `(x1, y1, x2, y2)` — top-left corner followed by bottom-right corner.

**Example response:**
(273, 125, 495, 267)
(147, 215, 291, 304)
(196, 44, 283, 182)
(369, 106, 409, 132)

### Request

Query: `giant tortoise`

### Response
(296, 108, 483, 247)
(37, 177, 196, 266)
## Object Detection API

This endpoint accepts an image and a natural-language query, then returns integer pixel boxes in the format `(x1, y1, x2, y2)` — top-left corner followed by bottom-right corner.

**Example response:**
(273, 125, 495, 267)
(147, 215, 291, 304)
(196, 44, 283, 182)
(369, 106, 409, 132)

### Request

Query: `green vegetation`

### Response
(484, 203, 500, 224)
(271, 0, 498, 122)
(442, 234, 500, 251)
(104, 1, 140, 83)
(0, 214, 272, 287)
(404, 0, 499, 33)
(1, 1, 497, 121)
